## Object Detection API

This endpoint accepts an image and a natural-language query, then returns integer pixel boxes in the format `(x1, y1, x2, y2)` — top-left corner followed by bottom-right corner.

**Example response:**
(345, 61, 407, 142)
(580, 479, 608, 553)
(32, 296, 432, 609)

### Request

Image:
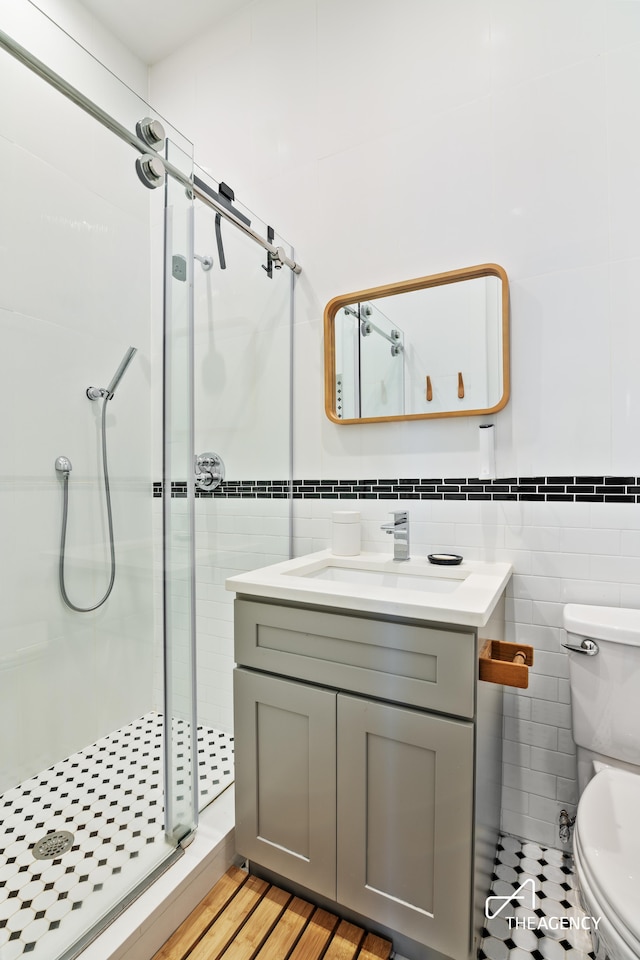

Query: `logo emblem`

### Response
(485, 878, 536, 919)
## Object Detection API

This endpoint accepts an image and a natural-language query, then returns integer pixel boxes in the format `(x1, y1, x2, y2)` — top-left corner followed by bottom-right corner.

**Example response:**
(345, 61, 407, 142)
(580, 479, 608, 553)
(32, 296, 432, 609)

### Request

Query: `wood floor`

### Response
(152, 866, 393, 960)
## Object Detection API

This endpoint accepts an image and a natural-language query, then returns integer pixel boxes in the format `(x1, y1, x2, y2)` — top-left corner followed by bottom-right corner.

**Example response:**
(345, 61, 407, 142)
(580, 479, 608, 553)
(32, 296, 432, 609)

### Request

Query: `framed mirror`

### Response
(324, 263, 510, 424)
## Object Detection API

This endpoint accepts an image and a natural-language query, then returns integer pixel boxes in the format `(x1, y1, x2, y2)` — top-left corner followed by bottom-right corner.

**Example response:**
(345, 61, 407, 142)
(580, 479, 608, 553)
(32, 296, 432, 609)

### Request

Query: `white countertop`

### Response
(226, 550, 512, 627)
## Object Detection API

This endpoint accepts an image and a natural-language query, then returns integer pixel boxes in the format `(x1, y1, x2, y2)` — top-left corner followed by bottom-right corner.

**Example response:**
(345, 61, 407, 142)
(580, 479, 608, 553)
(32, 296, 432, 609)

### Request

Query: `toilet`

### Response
(563, 604, 640, 960)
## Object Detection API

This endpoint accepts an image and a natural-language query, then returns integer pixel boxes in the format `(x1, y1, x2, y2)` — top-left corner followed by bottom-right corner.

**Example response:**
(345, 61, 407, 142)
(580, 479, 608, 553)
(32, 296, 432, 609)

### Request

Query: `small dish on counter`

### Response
(428, 553, 463, 566)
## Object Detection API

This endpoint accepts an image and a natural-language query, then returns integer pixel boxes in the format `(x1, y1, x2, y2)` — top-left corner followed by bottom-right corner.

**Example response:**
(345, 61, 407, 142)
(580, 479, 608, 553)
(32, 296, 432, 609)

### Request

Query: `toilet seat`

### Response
(574, 768, 640, 957)
(574, 836, 640, 960)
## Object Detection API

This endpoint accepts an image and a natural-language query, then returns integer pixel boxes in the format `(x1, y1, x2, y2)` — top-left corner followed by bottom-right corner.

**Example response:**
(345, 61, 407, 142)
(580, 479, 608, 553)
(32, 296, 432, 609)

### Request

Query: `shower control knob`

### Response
(195, 452, 225, 491)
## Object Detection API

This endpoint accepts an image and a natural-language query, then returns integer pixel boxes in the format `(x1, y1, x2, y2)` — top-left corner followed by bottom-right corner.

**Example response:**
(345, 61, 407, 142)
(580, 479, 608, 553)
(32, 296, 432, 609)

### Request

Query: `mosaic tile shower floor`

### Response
(479, 835, 599, 960)
(0, 713, 234, 960)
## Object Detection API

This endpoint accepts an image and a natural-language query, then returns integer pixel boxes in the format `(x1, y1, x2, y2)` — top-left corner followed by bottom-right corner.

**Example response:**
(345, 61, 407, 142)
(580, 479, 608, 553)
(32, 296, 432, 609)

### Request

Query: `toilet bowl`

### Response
(562, 604, 640, 960)
(572, 768, 640, 960)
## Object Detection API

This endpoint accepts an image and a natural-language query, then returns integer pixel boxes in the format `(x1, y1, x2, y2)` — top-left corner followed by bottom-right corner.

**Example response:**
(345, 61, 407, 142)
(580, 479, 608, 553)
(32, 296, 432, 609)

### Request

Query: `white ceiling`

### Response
(75, 0, 256, 65)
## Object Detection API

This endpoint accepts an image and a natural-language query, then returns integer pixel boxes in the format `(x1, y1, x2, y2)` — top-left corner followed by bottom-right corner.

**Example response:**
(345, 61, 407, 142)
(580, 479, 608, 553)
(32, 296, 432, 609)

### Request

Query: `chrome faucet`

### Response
(380, 510, 410, 561)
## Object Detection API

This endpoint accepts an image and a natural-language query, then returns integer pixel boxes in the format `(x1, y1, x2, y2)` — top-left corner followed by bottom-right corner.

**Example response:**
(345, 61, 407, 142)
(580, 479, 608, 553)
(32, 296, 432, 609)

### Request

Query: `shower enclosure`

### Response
(0, 6, 296, 959)
(189, 166, 295, 740)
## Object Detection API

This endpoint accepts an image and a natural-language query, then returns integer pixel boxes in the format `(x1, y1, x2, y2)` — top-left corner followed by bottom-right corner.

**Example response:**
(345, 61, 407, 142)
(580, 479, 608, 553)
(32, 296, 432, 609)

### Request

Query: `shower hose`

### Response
(59, 397, 116, 612)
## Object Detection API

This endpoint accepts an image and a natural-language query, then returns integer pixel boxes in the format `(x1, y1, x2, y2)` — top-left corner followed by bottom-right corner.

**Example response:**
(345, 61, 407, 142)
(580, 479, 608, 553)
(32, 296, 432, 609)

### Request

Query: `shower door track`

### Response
(0, 27, 302, 275)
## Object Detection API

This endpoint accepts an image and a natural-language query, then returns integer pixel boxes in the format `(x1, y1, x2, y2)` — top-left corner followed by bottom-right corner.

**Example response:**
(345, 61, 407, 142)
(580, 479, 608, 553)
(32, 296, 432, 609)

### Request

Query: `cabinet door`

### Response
(233, 668, 337, 899)
(337, 694, 474, 960)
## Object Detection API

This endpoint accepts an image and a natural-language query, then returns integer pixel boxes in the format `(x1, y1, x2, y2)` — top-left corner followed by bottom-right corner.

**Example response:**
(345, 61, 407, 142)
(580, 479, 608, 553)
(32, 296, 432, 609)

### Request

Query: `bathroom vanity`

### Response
(227, 552, 516, 960)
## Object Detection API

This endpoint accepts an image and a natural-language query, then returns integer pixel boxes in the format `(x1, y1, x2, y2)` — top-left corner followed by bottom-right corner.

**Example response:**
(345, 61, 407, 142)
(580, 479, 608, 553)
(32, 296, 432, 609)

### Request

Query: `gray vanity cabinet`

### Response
(233, 596, 503, 960)
(235, 668, 474, 959)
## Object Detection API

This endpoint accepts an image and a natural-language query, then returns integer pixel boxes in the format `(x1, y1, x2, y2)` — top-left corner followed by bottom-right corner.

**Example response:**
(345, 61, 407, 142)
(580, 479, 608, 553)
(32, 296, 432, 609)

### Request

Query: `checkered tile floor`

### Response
(0, 713, 234, 960)
(479, 835, 599, 960)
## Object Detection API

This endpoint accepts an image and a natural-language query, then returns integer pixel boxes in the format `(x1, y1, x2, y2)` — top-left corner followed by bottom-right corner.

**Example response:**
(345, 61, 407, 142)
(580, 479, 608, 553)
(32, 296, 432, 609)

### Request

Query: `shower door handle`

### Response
(195, 452, 225, 491)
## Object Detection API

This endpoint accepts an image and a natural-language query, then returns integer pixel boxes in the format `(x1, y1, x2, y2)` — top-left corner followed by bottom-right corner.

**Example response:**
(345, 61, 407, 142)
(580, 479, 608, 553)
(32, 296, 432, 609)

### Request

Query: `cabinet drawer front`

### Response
(235, 599, 475, 718)
(233, 668, 337, 900)
(336, 694, 474, 960)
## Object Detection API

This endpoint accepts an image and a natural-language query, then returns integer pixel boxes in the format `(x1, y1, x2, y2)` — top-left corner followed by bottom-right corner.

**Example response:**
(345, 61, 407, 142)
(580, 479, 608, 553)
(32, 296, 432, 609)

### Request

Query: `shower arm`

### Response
(0, 28, 301, 275)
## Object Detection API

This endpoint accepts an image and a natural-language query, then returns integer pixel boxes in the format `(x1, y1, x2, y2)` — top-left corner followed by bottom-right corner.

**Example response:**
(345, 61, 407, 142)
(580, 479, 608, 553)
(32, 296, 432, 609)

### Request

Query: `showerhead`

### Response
(106, 346, 137, 399)
(87, 346, 137, 401)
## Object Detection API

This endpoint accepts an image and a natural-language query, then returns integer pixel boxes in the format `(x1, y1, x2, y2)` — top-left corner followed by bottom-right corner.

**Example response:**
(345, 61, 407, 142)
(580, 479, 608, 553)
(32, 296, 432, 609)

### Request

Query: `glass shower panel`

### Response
(192, 174, 293, 772)
(0, 12, 196, 960)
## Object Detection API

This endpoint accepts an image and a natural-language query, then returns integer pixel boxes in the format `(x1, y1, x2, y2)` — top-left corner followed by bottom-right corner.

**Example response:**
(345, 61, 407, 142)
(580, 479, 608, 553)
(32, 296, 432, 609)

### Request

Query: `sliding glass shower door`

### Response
(0, 8, 197, 959)
(190, 168, 294, 760)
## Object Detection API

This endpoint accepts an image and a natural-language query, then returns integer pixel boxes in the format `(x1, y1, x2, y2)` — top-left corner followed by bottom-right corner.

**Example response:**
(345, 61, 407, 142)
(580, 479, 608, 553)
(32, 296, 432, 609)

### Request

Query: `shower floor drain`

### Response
(33, 830, 75, 860)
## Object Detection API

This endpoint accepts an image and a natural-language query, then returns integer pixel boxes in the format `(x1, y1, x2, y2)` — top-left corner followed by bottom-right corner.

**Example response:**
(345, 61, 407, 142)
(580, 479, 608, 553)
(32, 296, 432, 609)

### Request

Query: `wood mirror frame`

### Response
(323, 263, 510, 424)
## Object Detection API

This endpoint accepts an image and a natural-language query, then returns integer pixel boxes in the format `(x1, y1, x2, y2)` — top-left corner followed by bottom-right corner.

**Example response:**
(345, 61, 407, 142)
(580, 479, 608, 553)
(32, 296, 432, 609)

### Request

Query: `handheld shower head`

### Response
(87, 346, 137, 401)
(106, 346, 137, 399)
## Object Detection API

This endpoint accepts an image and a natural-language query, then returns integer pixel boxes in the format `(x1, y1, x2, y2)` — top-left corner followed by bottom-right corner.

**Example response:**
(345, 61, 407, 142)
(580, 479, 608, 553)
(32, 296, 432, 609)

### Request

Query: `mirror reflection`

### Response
(324, 264, 510, 423)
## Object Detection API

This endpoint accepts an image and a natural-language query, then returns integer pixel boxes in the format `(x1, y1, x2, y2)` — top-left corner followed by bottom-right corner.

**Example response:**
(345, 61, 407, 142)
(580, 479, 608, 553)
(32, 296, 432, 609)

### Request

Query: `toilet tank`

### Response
(563, 604, 640, 767)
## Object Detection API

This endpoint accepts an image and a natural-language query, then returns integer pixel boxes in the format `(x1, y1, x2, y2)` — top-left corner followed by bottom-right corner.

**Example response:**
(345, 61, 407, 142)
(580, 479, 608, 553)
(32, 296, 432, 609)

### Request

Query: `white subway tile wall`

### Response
(156, 486, 638, 848)
(291, 494, 640, 848)
(153, 496, 291, 734)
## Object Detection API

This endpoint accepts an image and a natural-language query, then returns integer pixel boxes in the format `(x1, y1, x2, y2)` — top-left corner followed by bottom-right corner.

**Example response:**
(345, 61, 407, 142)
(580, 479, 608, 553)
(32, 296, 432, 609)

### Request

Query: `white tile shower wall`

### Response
(192, 199, 292, 482)
(292, 495, 640, 848)
(0, 12, 156, 791)
(152, 496, 291, 733)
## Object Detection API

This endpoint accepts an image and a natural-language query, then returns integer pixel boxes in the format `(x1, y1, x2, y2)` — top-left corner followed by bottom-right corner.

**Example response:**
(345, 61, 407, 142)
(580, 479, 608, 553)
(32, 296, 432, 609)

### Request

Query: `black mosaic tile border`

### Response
(153, 481, 291, 499)
(153, 476, 640, 504)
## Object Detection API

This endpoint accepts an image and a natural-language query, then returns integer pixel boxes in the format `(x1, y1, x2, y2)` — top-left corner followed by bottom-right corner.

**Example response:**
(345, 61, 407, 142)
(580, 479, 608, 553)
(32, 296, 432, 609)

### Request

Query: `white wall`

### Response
(149, 0, 640, 848)
(192, 200, 292, 481)
(0, 3, 157, 790)
(151, 0, 640, 479)
(27, 0, 148, 98)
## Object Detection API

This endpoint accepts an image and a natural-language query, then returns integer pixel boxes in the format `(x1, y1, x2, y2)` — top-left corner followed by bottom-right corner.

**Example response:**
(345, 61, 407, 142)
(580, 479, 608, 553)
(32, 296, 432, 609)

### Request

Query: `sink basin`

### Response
(300, 563, 462, 594)
(226, 550, 512, 627)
